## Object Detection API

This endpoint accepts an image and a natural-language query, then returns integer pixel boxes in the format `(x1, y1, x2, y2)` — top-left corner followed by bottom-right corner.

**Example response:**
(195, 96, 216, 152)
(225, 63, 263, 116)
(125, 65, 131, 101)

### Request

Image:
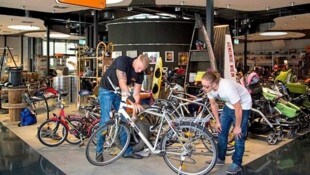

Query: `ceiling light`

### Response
(48, 33, 70, 38)
(290, 2, 295, 6)
(266, 6, 270, 11)
(226, 4, 230, 9)
(260, 32, 288, 36)
(106, 0, 123, 4)
(8, 25, 40, 31)
(175, 7, 181, 12)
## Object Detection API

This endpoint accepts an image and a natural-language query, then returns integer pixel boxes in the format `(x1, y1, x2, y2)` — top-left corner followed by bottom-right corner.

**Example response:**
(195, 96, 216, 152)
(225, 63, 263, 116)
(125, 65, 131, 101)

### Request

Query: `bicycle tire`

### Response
(85, 121, 130, 166)
(37, 119, 67, 147)
(131, 119, 150, 152)
(133, 106, 177, 152)
(91, 121, 100, 135)
(161, 121, 217, 175)
(66, 118, 83, 144)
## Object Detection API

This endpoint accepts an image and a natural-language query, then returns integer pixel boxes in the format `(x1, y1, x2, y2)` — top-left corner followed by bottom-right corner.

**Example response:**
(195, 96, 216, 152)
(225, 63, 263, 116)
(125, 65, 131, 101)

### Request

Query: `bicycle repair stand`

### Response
(0, 46, 18, 114)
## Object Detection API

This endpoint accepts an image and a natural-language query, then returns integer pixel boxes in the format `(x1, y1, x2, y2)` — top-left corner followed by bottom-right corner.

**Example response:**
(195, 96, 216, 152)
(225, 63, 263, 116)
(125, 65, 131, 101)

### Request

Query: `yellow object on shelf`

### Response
(194, 71, 206, 82)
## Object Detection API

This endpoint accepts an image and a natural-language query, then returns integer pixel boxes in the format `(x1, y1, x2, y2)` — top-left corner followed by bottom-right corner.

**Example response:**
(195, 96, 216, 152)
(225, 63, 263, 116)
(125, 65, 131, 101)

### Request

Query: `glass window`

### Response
(67, 43, 77, 55)
(54, 42, 66, 54)
(42, 41, 54, 56)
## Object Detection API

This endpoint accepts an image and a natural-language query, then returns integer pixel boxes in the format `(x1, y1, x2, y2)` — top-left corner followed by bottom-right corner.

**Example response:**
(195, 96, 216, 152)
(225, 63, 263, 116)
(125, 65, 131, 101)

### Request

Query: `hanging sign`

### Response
(224, 34, 237, 81)
(56, 0, 106, 9)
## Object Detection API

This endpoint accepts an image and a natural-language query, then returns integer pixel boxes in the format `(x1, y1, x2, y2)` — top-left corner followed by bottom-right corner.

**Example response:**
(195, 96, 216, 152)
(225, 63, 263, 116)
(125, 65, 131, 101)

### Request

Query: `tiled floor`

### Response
(0, 122, 65, 175)
(0, 102, 309, 175)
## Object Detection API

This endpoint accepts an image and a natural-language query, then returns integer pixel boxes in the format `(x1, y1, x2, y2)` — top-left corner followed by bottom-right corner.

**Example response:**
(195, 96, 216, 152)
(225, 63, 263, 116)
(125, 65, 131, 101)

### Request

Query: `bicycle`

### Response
(85, 77, 218, 175)
(37, 100, 100, 147)
(138, 81, 236, 155)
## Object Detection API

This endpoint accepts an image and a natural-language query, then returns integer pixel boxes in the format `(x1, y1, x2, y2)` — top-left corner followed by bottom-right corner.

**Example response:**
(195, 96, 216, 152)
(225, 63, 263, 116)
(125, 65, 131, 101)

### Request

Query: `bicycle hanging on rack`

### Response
(85, 77, 218, 175)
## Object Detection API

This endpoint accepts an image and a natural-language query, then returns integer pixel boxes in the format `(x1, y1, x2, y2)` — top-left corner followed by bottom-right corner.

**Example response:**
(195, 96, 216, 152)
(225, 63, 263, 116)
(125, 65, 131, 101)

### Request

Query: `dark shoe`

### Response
(96, 152, 104, 162)
(226, 163, 241, 174)
(123, 153, 143, 159)
(205, 158, 224, 165)
(216, 158, 225, 165)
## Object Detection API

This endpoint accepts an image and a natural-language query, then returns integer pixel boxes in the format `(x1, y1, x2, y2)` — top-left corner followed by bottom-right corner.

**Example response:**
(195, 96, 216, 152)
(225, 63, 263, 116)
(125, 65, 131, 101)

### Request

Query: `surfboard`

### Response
(151, 57, 163, 99)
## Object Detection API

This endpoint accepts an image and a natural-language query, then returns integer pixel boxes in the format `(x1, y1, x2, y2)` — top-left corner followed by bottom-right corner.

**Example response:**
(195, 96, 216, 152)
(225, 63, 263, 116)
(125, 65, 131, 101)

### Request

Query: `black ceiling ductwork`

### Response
(130, 0, 156, 6)
(49, 24, 70, 34)
(102, 11, 114, 20)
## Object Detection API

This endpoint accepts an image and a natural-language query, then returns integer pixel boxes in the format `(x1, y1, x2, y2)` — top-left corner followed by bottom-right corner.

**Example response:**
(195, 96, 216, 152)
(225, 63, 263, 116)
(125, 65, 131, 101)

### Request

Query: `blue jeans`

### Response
(96, 87, 133, 155)
(217, 105, 250, 166)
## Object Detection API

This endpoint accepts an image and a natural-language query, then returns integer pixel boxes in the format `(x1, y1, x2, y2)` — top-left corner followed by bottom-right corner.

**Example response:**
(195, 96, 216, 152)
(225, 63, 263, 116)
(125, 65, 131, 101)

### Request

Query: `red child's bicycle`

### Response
(37, 100, 101, 147)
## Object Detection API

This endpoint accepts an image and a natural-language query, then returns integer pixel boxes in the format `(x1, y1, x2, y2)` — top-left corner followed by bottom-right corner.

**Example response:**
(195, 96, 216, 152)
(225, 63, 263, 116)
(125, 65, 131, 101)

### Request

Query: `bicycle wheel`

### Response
(85, 121, 131, 166)
(66, 118, 83, 144)
(131, 119, 150, 152)
(37, 119, 67, 147)
(91, 121, 100, 135)
(161, 122, 217, 175)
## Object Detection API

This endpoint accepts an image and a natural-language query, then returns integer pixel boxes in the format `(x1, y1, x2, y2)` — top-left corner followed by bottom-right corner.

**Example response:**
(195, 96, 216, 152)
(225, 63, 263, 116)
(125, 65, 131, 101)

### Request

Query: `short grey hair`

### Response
(138, 54, 150, 68)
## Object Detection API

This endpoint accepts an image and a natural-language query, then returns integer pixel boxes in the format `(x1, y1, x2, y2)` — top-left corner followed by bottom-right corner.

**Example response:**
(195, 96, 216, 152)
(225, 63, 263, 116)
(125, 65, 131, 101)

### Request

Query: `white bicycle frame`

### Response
(117, 100, 186, 154)
(106, 77, 202, 155)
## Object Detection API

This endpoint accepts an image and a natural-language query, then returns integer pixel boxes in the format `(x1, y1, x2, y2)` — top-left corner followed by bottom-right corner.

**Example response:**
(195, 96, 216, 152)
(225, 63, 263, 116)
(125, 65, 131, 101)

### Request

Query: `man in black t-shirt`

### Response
(96, 54, 150, 161)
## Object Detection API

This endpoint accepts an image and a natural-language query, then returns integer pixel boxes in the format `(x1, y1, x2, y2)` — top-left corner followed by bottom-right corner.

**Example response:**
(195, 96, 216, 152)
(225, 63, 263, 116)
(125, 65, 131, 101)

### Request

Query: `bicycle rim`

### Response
(66, 119, 83, 144)
(161, 122, 217, 175)
(37, 120, 67, 147)
(85, 122, 130, 166)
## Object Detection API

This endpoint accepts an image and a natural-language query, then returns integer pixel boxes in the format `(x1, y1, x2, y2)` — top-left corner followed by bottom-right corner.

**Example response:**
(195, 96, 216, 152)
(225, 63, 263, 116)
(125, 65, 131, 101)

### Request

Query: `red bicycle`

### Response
(37, 101, 100, 147)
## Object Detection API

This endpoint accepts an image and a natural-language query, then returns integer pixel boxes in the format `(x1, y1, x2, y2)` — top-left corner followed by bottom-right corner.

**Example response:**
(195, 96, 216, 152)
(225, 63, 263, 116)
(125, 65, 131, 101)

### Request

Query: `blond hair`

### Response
(137, 54, 150, 68)
(201, 70, 221, 84)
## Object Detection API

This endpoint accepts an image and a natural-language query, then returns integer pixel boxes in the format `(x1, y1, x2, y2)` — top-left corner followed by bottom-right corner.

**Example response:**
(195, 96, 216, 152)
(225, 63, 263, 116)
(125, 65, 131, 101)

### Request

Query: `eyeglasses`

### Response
(203, 85, 211, 89)
(202, 82, 213, 90)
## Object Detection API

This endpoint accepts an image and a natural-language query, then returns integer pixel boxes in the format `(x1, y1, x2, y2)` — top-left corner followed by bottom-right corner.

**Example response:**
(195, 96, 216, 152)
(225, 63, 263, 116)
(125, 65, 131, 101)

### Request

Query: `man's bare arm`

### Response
(116, 69, 130, 93)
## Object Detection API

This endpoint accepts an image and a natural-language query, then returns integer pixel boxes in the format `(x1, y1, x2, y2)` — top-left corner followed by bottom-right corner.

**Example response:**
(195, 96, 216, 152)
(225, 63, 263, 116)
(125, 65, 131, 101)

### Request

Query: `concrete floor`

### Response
(0, 101, 307, 175)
